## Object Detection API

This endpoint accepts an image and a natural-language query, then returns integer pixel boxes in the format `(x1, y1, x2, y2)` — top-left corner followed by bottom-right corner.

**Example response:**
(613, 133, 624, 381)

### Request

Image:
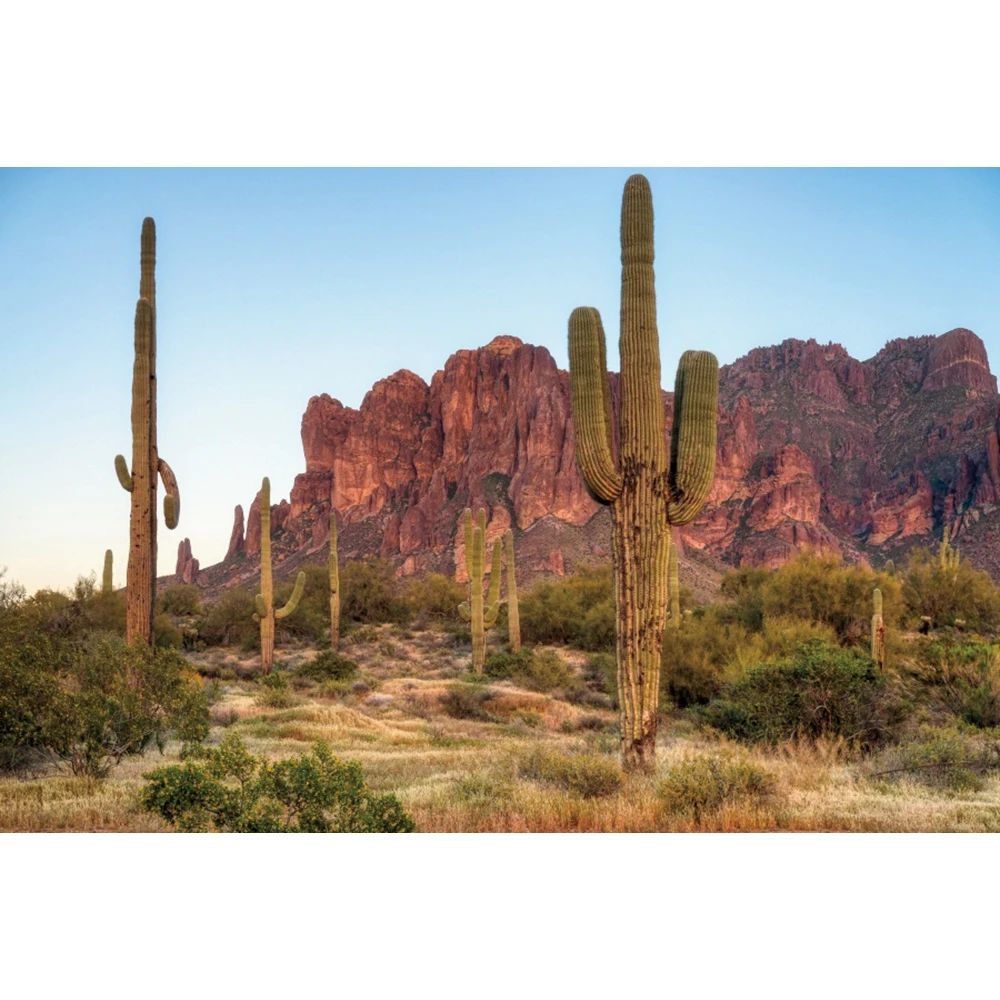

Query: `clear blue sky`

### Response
(1, 168, 998, 593)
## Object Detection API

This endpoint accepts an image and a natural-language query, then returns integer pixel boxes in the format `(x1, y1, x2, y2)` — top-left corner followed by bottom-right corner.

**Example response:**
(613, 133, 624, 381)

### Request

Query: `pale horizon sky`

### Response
(2, 167, 999, 593)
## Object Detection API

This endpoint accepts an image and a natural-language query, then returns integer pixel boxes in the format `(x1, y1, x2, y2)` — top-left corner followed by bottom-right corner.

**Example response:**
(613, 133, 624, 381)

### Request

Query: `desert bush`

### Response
(913, 640, 1000, 728)
(483, 647, 535, 679)
(299, 650, 359, 682)
(440, 685, 493, 721)
(256, 671, 296, 708)
(158, 585, 203, 616)
(518, 747, 622, 798)
(868, 725, 1000, 792)
(902, 547, 1000, 631)
(700, 640, 904, 749)
(140, 733, 416, 832)
(154, 611, 183, 649)
(660, 752, 777, 824)
(341, 559, 409, 625)
(519, 564, 614, 650)
(403, 573, 468, 626)
(200, 587, 259, 649)
(662, 611, 751, 708)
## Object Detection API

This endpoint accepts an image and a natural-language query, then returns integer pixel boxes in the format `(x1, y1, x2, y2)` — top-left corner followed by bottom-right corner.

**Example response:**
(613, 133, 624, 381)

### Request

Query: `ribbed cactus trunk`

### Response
(253, 477, 306, 675)
(329, 507, 340, 651)
(458, 509, 501, 674)
(669, 542, 680, 630)
(569, 175, 719, 771)
(114, 219, 180, 647)
(102, 550, 114, 596)
(505, 529, 520, 651)
(871, 588, 885, 673)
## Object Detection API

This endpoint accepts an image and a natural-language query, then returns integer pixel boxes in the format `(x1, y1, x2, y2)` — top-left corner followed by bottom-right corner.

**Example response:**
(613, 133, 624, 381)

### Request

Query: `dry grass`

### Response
(4, 625, 1000, 832)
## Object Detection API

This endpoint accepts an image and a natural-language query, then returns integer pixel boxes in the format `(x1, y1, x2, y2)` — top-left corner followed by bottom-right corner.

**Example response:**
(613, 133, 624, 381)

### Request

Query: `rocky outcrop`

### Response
(225, 505, 245, 560)
(193, 326, 1000, 592)
(175, 538, 200, 585)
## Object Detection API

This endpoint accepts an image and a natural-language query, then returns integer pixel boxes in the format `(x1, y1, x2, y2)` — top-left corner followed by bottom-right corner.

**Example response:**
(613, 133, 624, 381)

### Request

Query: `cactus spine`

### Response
(568, 175, 719, 771)
(252, 477, 306, 675)
(329, 507, 340, 651)
(102, 550, 114, 596)
(505, 528, 520, 651)
(114, 218, 180, 646)
(871, 587, 885, 672)
(457, 509, 501, 674)
(669, 541, 680, 630)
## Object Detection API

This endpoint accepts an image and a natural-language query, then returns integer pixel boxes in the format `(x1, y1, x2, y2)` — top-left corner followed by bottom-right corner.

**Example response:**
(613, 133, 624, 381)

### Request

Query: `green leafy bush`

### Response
(660, 752, 777, 824)
(341, 560, 410, 626)
(140, 733, 416, 832)
(902, 546, 1000, 631)
(519, 564, 614, 650)
(913, 640, 1000, 728)
(158, 585, 203, 616)
(256, 671, 296, 708)
(199, 587, 259, 650)
(518, 747, 622, 798)
(440, 685, 493, 721)
(701, 640, 903, 749)
(868, 725, 1000, 792)
(299, 650, 359, 682)
(483, 647, 535, 679)
(404, 573, 468, 626)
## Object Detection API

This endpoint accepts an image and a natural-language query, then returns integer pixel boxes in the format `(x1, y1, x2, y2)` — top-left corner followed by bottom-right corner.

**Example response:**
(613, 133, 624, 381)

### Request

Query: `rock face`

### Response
(193, 327, 1000, 592)
(175, 538, 200, 585)
(225, 505, 245, 560)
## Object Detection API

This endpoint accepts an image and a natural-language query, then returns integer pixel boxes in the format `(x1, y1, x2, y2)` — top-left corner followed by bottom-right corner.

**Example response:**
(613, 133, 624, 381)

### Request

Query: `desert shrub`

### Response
(344, 623, 380, 645)
(902, 547, 1000, 631)
(660, 752, 777, 824)
(440, 685, 493, 721)
(519, 564, 614, 650)
(701, 640, 903, 749)
(256, 671, 296, 708)
(200, 587, 259, 649)
(518, 747, 622, 798)
(300, 650, 359, 682)
(341, 559, 409, 625)
(140, 733, 416, 832)
(154, 611, 183, 649)
(913, 641, 1000, 728)
(158, 585, 203, 616)
(662, 611, 751, 708)
(868, 725, 1000, 792)
(718, 566, 770, 631)
(519, 648, 574, 692)
(404, 573, 468, 625)
(483, 647, 535, 679)
(268, 563, 330, 642)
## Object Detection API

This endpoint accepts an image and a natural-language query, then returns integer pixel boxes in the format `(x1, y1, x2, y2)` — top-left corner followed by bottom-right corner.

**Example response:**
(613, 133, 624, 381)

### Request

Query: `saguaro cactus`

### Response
(329, 507, 340, 651)
(871, 588, 886, 672)
(939, 536, 959, 573)
(114, 218, 181, 646)
(884, 559, 895, 576)
(458, 508, 501, 674)
(669, 542, 680, 630)
(252, 477, 306, 675)
(102, 550, 114, 596)
(505, 528, 520, 652)
(568, 174, 719, 770)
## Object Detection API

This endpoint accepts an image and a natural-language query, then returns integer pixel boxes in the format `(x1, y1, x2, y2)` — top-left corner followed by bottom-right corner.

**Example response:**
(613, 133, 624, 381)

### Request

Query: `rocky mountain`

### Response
(186, 327, 1000, 597)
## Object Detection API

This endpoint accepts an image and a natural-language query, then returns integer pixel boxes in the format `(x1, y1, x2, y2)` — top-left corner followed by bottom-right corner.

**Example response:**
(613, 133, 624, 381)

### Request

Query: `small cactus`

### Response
(505, 528, 520, 652)
(102, 550, 114, 596)
(871, 588, 885, 672)
(884, 559, 895, 576)
(329, 507, 340, 651)
(939, 536, 959, 572)
(457, 508, 501, 674)
(669, 542, 680, 630)
(252, 476, 306, 675)
(114, 219, 180, 646)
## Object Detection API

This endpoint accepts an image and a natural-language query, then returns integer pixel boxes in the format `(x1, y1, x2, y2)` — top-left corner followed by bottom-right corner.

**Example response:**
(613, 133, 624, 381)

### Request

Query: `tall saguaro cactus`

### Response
(102, 550, 114, 596)
(568, 174, 719, 770)
(871, 588, 886, 673)
(114, 218, 181, 646)
(458, 508, 501, 673)
(669, 542, 680, 630)
(329, 507, 340, 651)
(505, 528, 520, 652)
(252, 477, 306, 675)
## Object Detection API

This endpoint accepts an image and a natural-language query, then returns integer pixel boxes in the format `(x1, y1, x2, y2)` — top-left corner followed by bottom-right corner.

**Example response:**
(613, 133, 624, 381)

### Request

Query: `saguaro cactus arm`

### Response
(274, 571, 306, 619)
(115, 455, 133, 491)
(458, 602, 472, 622)
(158, 457, 180, 530)
(667, 351, 720, 525)
(486, 538, 502, 607)
(102, 550, 114, 595)
(568, 306, 623, 503)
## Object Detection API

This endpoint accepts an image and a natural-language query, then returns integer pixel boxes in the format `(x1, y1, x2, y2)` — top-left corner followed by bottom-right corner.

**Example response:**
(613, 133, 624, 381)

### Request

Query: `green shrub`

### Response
(154, 611, 183, 649)
(519, 564, 614, 650)
(902, 546, 1000, 631)
(913, 641, 1000, 728)
(518, 747, 622, 798)
(341, 560, 409, 625)
(441, 685, 493, 721)
(484, 647, 535, 679)
(158, 585, 203, 616)
(404, 573, 468, 626)
(700, 640, 903, 749)
(660, 752, 777, 824)
(200, 587, 259, 649)
(300, 650, 359, 682)
(256, 671, 296, 708)
(868, 725, 1000, 792)
(140, 733, 416, 832)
